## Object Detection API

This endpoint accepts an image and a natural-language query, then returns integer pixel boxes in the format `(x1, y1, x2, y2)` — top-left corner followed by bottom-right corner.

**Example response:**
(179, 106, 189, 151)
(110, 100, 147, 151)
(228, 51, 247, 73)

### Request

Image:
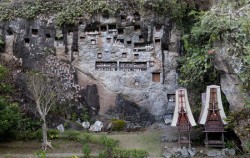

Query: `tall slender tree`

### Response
(26, 72, 60, 150)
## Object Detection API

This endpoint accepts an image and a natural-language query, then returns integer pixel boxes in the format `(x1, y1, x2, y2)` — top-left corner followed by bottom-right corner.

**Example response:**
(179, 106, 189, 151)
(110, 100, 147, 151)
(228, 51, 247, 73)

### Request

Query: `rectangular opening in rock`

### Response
(103, 14, 109, 20)
(155, 38, 161, 45)
(24, 38, 30, 44)
(32, 29, 38, 35)
(106, 37, 111, 43)
(108, 24, 116, 30)
(121, 15, 126, 22)
(152, 72, 160, 82)
(97, 53, 102, 59)
(122, 52, 127, 58)
(167, 94, 175, 102)
(100, 25, 107, 32)
(95, 61, 117, 71)
(118, 39, 124, 44)
(111, 52, 116, 58)
(127, 40, 132, 46)
(134, 54, 139, 59)
(134, 25, 141, 32)
(118, 28, 124, 35)
(45, 33, 51, 38)
(139, 35, 144, 41)
(80, 36, 85, 40)
(91, 39, 96, 45)
(134, 12, 140, 21)
(6, 29, 13, 36)
(155, 25, 162, 32)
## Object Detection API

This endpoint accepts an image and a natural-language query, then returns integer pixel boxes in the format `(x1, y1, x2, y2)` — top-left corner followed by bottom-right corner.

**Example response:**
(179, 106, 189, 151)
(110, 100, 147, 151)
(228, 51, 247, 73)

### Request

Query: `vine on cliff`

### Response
(179, 0, 250, 92)
(0, 0, 188, 27)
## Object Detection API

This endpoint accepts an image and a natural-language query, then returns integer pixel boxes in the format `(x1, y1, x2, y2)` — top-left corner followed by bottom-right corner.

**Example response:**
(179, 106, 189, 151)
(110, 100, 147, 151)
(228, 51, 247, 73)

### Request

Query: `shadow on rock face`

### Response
(106, 95, 155, 130)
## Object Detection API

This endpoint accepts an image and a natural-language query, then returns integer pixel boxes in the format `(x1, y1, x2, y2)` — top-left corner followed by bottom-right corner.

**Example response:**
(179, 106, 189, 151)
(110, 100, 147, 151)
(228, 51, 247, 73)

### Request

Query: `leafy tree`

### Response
(0, 64, 21, 140)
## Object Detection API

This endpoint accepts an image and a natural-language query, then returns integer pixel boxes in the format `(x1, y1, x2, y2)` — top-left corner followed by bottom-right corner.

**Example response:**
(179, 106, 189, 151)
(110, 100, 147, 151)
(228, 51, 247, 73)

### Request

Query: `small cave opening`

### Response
(32, 29, 38, 35)
(127, 40, 132, 46)
(108, 24, 116, 30)
(134, 54, 139, 59)
(121, 15, 126, 22)
(122, 52, 127, 58)
(6, 28, 13, 35)
(91, 39, 96, 45)
(155, 25, 162, 32)
(45, 33, 51, 39)
(118, 28, 124, 35)
(134, 25, 141, 32)
(97, 53, 102, 59)
(24, 38, 30, 44)
(134, 12, 140, 21)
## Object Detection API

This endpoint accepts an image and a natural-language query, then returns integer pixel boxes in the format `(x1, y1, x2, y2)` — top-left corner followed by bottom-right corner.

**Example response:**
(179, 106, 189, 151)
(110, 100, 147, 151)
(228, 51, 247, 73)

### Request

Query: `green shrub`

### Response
(82, 144, 91, 158)
(111, 120, 126, 131)
(34, 150, 46, 158)
(48, 129, 60, 139)
(78, 132, 95, 144)
(112, 148, 148, 158)
(61, 130, 81, 140)
(98, 135, 119, 148)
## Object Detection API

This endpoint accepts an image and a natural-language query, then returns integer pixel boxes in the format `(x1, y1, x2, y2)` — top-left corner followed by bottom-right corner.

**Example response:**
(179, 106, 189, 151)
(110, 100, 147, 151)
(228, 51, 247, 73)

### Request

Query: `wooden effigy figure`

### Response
(171, 88, 196, 147)
(199, 85, 227, 148)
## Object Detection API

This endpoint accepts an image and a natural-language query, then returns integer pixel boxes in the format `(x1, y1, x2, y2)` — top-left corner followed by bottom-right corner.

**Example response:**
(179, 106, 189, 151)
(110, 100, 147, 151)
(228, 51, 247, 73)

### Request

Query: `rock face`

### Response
(0, 12, 180, 121)
(106, 95, 155, 127)
(213, 47, 250, 110)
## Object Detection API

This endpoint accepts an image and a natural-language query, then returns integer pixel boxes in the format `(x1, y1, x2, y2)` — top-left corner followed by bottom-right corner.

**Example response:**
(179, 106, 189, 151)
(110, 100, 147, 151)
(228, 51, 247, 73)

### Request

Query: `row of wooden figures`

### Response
(171, 85, 227, 148)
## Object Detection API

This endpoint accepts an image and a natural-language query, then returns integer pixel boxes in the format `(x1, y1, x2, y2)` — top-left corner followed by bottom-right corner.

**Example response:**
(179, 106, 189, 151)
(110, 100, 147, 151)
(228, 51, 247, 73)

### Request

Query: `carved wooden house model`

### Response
(171, 88, 196, 147)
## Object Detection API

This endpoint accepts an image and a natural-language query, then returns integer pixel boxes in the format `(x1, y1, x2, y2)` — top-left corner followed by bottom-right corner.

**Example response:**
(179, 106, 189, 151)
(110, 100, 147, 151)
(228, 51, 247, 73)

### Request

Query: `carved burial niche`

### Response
(117, 39, 124, 44)
(127, 40, 132, 46)
(122, 52, 127, 58)
(118, 28, 124, 35)
(134, 54, 139, 59)
(134, 12, 140, 21)
(6, 28, 13, 36)
(155, 25, 162, 32)
(100, 25, 107, 32)
(45, 33, 51, 39)
(32, 29, 38, 36)
(97, 53, 102, 59)
(95, 61, 117, 71)
(121, 15, 126, 22)
(108, 24, 116, 30)
(152, 72, 160, 82)
(24, 38, 30, 46)
(119, 62, 147, 71)
(155, 38, 161, 45)
(103, 14, 109, 20)
(91, 39, 96, 45)
(106, 37, 111, 43)
(167, 94, 175, 102)
(139, 35, 144, 42)
(134, 25, 141, 32)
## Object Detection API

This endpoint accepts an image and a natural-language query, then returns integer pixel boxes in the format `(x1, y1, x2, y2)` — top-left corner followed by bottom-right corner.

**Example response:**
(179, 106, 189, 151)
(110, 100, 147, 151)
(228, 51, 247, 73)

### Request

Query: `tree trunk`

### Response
(42, 118, 48, 144)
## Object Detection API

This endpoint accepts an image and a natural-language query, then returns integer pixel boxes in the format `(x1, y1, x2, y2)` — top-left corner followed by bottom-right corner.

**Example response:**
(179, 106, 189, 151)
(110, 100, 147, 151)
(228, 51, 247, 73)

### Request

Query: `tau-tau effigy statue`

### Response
(171, 88, 196, 147)
(199, 85, 227, 148)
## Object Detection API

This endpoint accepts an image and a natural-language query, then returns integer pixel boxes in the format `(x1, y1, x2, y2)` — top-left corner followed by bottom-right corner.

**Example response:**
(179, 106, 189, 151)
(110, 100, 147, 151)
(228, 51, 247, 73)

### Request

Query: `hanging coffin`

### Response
(171, 88, 196, 127)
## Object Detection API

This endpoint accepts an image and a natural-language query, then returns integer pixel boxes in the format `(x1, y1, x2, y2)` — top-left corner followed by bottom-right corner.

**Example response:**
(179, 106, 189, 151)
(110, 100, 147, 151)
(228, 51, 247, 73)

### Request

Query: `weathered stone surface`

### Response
(213, 48, 250, 110)
(0, 11, 180, 122)
(106, 95, 155, 127)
